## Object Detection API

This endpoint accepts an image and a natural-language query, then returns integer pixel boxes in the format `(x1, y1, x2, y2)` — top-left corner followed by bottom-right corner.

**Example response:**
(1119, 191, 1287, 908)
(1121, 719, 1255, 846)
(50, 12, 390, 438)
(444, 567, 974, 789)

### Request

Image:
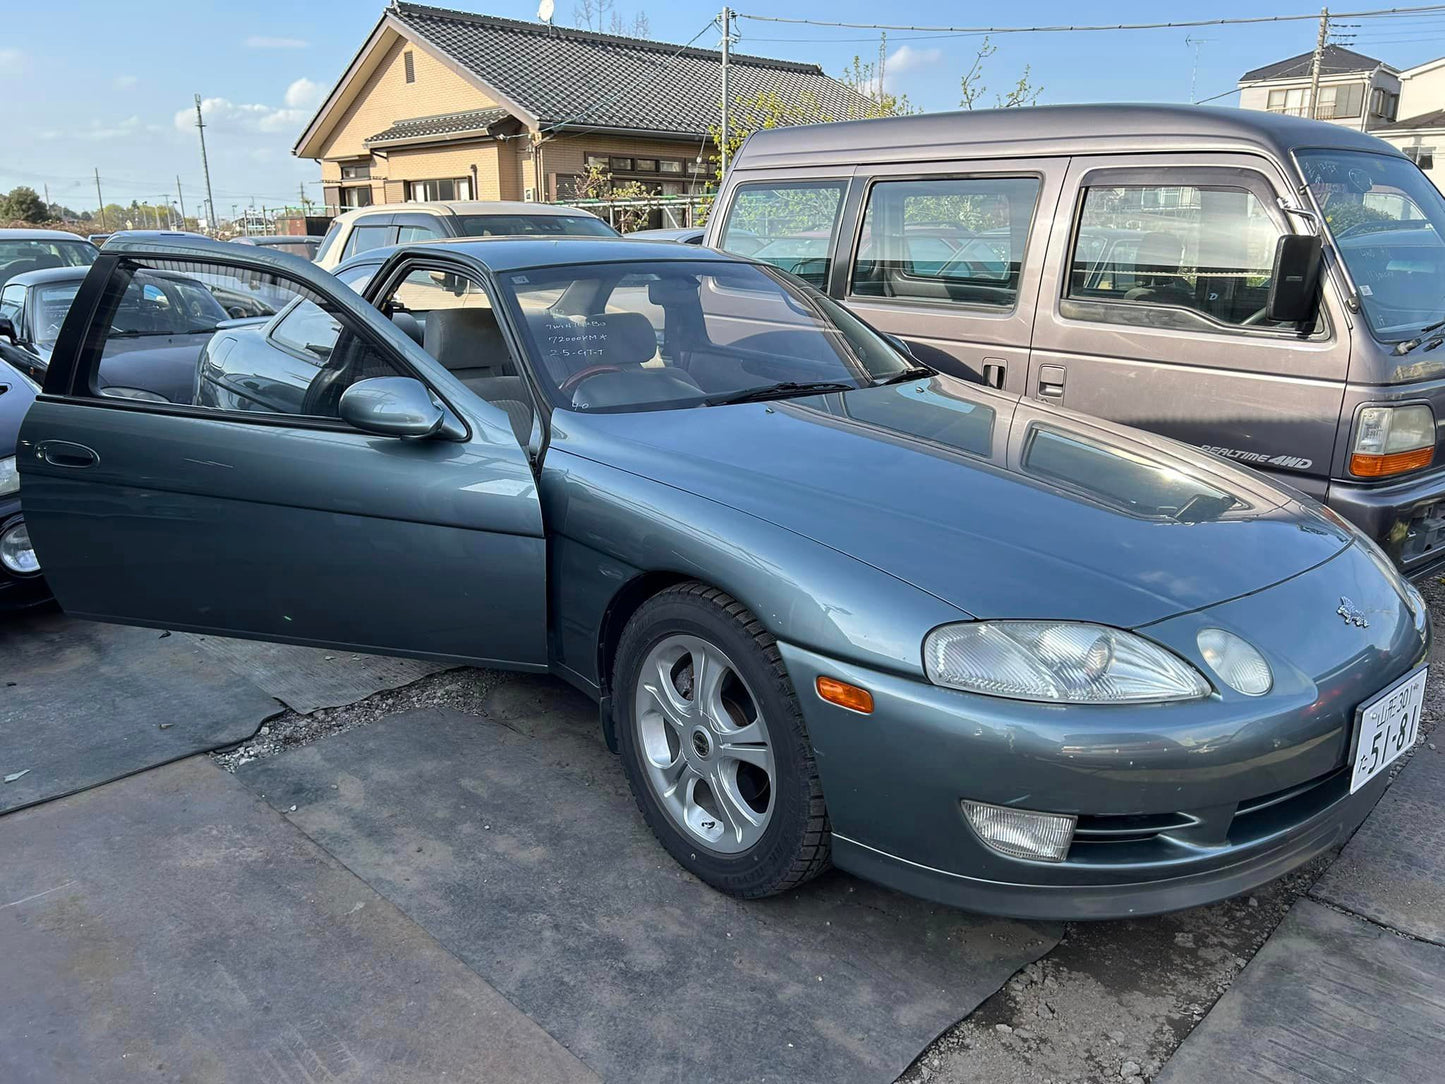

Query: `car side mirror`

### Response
(0, 316, 15, 343)
(338, 376, 461, 439)
(1266, 235, 1323, 324)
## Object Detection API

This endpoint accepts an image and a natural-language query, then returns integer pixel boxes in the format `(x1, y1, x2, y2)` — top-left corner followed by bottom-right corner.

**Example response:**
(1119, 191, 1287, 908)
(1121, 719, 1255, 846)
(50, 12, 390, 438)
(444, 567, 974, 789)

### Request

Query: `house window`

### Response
(585, 154, 608, 169)
(404, 50, 415, 83)
(610, 157, 634, 171)
(341, 186, 373, 208)
(1316, 83, 1363, 119)
(407, 177, 473, 201)
(1406, 146, 1436, 170)
(1373, 88, 1400, 121)
(659, 160, 684, 174)
(634, 159, 658, 172)
(340, 162, 371, 181)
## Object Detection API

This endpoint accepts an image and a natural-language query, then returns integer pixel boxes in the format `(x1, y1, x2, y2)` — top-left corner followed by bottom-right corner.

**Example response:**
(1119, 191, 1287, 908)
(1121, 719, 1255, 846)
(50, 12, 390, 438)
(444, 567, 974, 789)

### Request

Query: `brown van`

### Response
(707, 104, 1445, 574)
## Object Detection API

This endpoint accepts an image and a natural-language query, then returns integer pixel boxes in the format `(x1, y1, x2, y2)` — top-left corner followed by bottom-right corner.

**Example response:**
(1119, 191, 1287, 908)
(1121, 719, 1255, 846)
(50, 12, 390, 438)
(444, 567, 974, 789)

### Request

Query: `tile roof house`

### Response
(294, 2, 873, 217)
(1236, 45, 1401, 131)
(1368, 56, 1445, 189)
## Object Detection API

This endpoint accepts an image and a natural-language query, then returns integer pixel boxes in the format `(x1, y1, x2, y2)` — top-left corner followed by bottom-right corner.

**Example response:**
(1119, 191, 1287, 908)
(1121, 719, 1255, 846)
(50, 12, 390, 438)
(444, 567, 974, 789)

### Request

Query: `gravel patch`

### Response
(212, 666, 514, 772)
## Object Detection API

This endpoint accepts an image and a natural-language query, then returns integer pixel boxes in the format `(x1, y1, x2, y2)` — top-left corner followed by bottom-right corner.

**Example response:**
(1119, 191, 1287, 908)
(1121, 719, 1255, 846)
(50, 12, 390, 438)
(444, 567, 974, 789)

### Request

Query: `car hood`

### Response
(0, 360, 37, 454)
(554, 376, 1354, 628)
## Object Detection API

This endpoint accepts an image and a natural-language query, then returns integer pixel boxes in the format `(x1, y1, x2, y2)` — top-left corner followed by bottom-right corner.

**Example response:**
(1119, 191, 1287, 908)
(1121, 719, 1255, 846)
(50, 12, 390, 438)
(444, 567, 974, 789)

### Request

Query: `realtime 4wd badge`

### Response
(1199, 445, 1313, 471)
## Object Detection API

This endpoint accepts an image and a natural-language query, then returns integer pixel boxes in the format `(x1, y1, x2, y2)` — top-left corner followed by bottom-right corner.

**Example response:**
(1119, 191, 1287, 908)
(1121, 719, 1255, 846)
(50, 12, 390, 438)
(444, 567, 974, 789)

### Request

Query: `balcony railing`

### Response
(1267, 103, 1359, 120)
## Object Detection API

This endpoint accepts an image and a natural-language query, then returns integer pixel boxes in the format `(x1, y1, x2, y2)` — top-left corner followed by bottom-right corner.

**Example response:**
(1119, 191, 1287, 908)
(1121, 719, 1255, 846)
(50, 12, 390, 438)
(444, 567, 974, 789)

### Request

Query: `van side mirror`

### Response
(339, 376, 462, 439)
(1266, 235, 1323, 324)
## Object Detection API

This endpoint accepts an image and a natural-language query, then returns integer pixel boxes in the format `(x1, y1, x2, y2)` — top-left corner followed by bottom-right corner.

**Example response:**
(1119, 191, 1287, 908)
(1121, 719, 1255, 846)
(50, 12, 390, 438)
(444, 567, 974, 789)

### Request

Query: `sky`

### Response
(9, 0, 1445, 218)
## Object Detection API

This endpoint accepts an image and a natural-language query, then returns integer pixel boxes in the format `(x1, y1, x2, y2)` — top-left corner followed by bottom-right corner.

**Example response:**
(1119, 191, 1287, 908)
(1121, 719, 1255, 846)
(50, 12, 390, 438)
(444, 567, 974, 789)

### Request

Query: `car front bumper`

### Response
(779, 541, 1428, 920)
(1328, 471, 1445, 576)
(0, 503, 50, 612)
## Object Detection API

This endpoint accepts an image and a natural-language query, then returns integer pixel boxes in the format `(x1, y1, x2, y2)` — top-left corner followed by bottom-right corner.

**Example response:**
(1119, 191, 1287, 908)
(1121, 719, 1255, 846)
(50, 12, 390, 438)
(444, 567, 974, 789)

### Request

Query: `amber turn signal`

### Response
(1350, 447, 1434, 478)
(816, 675, 874, 714)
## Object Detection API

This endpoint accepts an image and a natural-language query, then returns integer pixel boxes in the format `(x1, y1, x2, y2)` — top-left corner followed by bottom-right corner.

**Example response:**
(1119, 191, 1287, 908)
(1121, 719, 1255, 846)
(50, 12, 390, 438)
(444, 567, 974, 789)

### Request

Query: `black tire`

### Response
(614, 582, 831, 898)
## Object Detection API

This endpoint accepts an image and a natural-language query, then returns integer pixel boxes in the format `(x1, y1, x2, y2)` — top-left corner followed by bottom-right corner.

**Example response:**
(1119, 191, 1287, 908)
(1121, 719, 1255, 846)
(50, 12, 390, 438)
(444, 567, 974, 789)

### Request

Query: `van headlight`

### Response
(1350, 403, 1435, 478)
(923, 621, 1211, 704)
(0, 455, 16, 498)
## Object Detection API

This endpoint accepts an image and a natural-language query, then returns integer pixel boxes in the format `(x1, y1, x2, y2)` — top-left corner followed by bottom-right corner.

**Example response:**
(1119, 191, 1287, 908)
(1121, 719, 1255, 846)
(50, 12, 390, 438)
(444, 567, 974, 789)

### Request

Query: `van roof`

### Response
(333, 201, 599, 223)
(733, 103, 1403, 170)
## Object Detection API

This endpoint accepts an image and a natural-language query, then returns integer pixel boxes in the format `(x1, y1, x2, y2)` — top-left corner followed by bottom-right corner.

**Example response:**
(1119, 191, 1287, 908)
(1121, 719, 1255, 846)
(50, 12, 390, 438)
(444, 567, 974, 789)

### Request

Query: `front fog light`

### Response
(962, 800, 1075, 862)
(1197, 628, 1272, 696)
(0, 521, 38, 575)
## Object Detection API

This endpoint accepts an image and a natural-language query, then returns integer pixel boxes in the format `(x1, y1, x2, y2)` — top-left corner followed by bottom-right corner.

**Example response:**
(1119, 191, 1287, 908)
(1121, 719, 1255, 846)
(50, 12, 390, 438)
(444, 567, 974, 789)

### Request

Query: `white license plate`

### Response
(1350, 666, 1427, 794)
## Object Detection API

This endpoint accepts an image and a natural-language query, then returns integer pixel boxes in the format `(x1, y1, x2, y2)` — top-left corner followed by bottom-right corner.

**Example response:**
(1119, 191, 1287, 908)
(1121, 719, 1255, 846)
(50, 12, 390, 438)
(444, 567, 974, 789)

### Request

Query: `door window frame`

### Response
(1058, 164, 1330, 341)
(714, 176, 854, 292)
(842, 170, 1047, 315)
(44, 250, 454, 436)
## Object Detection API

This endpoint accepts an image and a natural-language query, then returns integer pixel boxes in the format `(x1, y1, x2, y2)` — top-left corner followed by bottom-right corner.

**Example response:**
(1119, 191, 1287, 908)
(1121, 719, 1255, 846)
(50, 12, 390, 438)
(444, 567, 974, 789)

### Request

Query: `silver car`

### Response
(19, 234, 1428, 918)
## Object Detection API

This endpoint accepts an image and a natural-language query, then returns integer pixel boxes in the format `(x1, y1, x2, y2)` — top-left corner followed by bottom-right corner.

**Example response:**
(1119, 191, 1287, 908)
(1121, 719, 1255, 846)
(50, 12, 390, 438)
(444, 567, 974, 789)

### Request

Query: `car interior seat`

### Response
(422, 307, 532, 445)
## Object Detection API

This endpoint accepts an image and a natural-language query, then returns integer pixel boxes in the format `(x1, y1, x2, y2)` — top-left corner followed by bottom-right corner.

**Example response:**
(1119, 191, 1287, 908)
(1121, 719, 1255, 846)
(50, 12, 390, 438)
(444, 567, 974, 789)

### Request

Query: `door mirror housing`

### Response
(1266, 235, 1323, 324)
(0, 316, 16, 343)
(338, 377, 462, 439)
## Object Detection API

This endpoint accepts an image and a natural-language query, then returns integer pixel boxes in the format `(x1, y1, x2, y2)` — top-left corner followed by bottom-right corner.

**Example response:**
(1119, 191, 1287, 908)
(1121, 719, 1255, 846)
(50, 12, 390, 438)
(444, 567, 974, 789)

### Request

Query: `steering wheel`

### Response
(559, 364, 624, 394)
(1239, 306, 1271, 326)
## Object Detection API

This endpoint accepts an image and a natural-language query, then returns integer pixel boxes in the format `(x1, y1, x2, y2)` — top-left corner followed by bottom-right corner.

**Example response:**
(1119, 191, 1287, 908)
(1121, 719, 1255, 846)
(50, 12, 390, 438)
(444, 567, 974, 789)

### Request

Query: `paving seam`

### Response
(1305, 891, 1445, 948)
(256, 778, 603, 1075)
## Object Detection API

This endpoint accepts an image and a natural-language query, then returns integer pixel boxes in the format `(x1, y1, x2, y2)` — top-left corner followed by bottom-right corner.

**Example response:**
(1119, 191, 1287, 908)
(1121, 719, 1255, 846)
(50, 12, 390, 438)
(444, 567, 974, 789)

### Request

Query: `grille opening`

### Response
(1072, 810, 1199, 844)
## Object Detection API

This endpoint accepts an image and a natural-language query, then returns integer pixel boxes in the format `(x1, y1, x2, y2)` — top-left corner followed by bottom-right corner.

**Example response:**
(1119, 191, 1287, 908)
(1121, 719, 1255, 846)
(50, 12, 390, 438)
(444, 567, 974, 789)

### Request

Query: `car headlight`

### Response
(923, 621, 1211, 704)
(1196, 629, 1273, 696)
(0, 520, 38, 575)
(1350, 403, 1435, 478)
(0, 455, 16, 498)
(99, 386, 170, 403)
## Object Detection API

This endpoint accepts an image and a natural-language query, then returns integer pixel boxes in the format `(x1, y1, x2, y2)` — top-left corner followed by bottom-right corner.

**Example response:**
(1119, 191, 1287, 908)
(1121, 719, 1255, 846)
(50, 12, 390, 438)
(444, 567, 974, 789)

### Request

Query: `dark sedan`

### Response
(0, 359, 47, 609)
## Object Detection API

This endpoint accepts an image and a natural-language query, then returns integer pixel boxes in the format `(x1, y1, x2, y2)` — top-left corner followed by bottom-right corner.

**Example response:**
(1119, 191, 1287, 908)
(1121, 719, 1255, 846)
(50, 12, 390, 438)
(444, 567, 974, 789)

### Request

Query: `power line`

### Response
(732, 4, 1445, 36)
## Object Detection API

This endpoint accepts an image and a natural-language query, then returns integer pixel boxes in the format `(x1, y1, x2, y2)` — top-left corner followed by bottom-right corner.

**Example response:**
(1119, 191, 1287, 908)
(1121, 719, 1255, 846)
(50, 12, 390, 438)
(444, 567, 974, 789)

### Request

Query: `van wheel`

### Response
(614, 582, 831, 898)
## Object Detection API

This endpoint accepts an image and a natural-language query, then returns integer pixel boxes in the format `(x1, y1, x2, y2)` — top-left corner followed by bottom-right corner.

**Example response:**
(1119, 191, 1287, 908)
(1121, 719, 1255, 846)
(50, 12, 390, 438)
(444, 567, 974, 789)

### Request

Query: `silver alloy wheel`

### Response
(633, 633, 775, 854)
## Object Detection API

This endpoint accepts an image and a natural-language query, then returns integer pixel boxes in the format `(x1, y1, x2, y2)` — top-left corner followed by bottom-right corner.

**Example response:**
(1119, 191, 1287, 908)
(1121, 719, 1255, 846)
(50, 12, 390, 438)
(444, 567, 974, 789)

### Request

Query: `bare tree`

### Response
(575, 0, 650, 36)
(959, 36, 1042, 110)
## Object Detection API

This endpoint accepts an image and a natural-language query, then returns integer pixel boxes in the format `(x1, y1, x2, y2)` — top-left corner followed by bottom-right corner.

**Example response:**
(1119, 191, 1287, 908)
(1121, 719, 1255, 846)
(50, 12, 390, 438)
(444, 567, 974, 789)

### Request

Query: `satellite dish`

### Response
(537, 0, 554, 22)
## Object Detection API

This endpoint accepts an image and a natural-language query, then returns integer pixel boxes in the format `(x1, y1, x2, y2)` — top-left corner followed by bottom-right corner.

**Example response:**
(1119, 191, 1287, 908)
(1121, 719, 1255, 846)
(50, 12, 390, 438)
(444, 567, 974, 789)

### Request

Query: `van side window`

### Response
(1065, 185, 1291, 330)
(718, 182, 845, 288)
(850, 176, 1041, 308)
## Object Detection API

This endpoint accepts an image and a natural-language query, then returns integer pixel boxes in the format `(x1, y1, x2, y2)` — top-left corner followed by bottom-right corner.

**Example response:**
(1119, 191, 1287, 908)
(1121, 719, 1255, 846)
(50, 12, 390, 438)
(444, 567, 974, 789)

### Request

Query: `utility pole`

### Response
(1308, 8, 1330, 119)
(194, 94, 218, 236)
(176, 176, 187, 228)
(94, 168, 106, 231)
(719, 7, 732, 178)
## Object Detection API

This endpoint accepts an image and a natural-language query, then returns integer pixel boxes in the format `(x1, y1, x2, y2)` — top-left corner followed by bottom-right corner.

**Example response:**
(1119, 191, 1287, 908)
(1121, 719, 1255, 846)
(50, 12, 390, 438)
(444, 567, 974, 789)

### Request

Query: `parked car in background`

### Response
(0, 229, 97, 291)
(627, 227, 705, 244)
(313, 201, 618, 269)
(87, 233, 111, 246)
(18, 234, 1429, 919)
(709, 104, 1445, 575)
(0, 267, 88, 379)
(231, 234, 323, 260)
(0, 358, 47, 610)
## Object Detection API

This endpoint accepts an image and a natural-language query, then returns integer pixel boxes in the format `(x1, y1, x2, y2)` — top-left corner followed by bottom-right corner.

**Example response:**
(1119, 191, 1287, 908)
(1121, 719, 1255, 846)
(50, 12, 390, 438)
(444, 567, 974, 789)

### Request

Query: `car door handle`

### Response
(1037, 364, 1066, 400)
(35, 440, 99, 469)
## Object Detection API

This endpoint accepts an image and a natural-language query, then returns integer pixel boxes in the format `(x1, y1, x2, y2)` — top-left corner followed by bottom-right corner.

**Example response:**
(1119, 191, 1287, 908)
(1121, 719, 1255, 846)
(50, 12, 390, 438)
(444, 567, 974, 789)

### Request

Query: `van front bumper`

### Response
(1328, 472, 1445, 575)
(777, 543, 1427, 920)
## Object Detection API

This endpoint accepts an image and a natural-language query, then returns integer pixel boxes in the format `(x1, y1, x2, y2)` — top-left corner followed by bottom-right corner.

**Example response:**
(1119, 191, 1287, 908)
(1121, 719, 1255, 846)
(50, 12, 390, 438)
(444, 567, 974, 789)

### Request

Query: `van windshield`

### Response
(1298, 149, 1445, 341)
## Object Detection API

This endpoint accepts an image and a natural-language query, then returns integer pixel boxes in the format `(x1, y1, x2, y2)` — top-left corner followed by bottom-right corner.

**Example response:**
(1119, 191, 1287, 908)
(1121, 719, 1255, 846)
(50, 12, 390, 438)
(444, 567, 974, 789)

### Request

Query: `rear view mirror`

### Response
(1266, 235, 1323, 324)
(339, 376, 455, 438)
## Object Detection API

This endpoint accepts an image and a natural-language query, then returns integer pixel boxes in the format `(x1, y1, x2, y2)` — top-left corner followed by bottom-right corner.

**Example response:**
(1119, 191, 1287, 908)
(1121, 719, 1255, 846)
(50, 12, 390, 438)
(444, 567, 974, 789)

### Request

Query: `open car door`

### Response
(17, 234, 547, 669)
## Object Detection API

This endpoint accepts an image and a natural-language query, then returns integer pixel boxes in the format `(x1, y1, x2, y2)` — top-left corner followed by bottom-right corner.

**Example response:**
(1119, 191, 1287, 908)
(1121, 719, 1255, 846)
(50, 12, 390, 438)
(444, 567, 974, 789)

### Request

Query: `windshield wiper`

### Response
(872, 366, 935, 386)
(705, 380, 857, 406)
(1394, 317, 1445, 354)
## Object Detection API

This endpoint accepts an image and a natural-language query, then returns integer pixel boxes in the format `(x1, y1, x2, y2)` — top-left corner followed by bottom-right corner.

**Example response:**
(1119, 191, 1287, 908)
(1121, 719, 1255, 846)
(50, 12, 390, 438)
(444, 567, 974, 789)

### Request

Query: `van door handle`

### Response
(36, 440, 99, 468)
(982, 360, 1006, 389)
(1037, 364, 1066, 400)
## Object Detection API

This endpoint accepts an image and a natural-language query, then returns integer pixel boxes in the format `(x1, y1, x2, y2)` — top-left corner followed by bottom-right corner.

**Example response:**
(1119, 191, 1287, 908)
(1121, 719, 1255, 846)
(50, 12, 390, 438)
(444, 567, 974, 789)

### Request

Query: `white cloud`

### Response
(41, 115, 144, 142)
(245, 35, 308, 49)
(114, 74, 139, 90)
(283, 77, 322, 109)
(0, 48, 26, 76)
(176, 95, 309, 136)
(885, 45, 942, 79)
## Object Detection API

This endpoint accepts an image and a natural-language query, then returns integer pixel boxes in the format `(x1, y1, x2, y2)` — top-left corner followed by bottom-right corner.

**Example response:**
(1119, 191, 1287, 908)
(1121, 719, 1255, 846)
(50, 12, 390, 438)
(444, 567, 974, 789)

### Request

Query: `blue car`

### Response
(17, 233, 1429, 918)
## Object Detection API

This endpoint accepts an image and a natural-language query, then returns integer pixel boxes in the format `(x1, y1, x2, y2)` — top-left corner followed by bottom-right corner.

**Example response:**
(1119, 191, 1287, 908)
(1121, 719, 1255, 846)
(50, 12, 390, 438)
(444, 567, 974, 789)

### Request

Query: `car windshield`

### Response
(455, 214, 617, 238)
(33, 282, 83, 346)
(501, 259, 918, 413)
(112, 273, 230, 336)
(1298, 149, 1445, 341)
(0, 239, 96, 289)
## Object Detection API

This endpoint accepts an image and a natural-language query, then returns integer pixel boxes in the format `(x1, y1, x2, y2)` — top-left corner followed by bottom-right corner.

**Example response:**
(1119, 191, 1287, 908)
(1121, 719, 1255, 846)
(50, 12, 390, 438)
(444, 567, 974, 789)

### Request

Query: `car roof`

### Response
(333, 200, 601, 223)
(234, 235, 320, 245)
(332, 236, 736, 276)
(0, 229, 93, 243)
(734, 103, 1402, 169)
(4, 266, 92, 288)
